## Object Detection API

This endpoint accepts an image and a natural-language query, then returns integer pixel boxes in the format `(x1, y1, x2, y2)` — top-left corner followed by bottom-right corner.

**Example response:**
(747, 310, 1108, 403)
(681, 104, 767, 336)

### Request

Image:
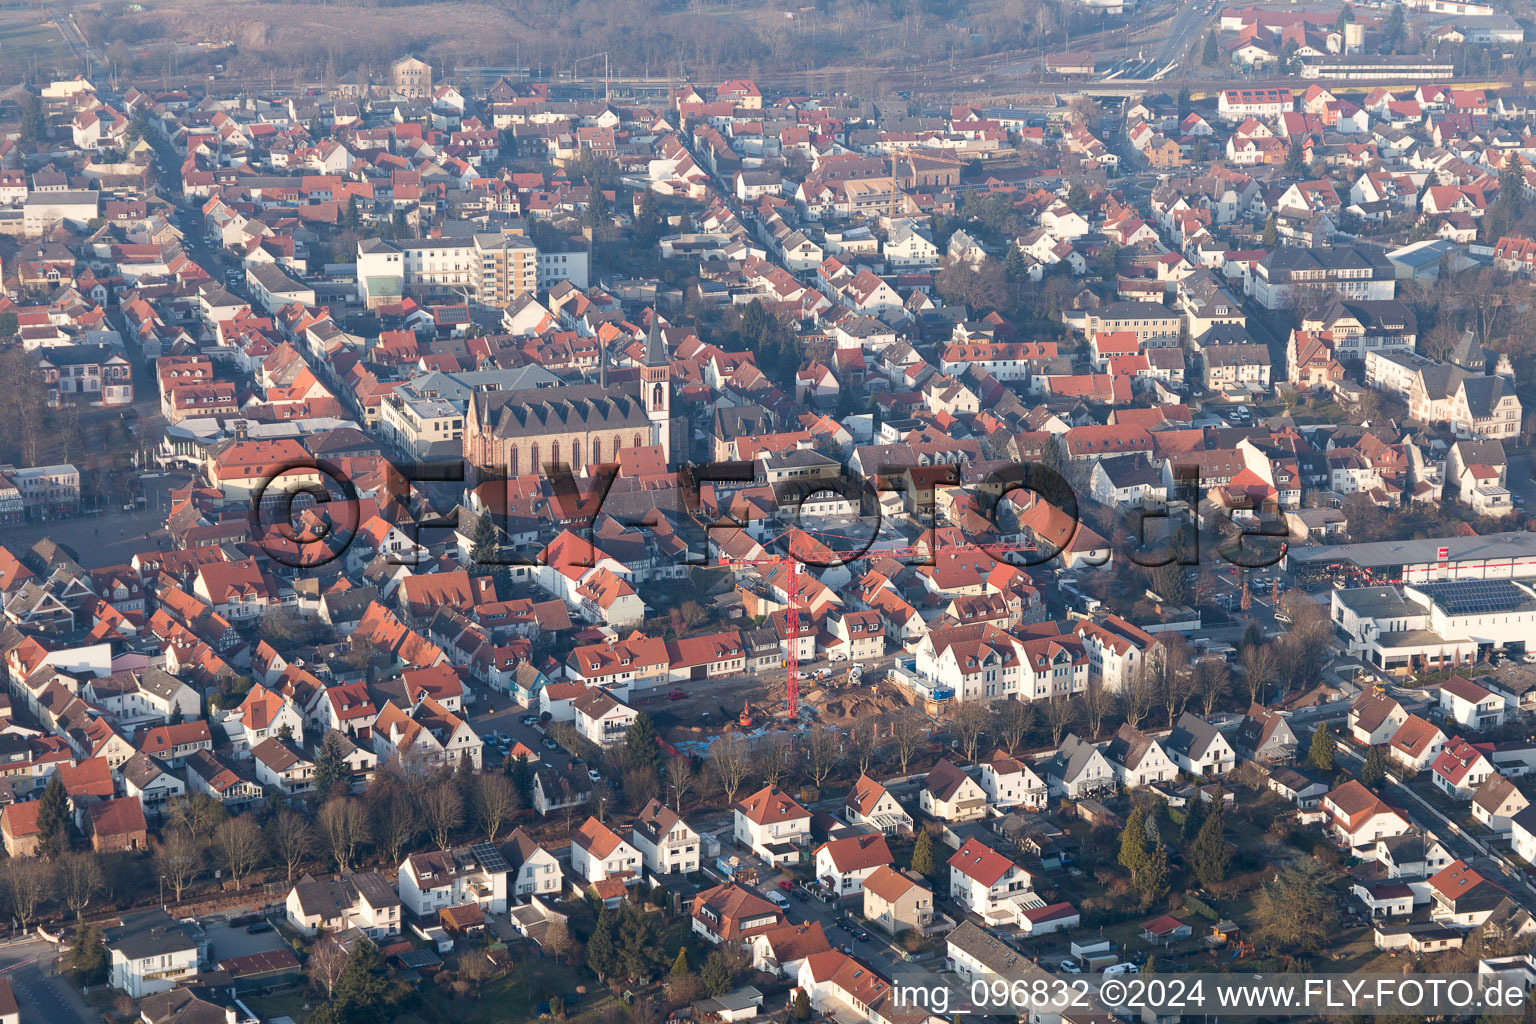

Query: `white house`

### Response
(733, 785, 811, 865)
(813, 833, 892, 897)
(571, 815, 643, 884)
(1440, 676, 1506, 731)
(284, 871, 402, 938)
(947, 837, 1036, 927)
(105, 910, 200, 997)
(505, 827, 563, 899)
(1431, 738, 1496, 800)
(1470, 775, 1529, 835)
(1042, 734, 1116, 798)
(572, 688, 638, 747)
(976, 754, 1049, 810)
(1350, 690, 1408, 746)
(1104, 724, 1177, 787)
(844, 775, 914, 833)
(631, 798, 702, 875)
(920, 760, 988, 821)
(397, 845, 510, 917)
(1387, 714, 1447, 772)
(1164, 712, 1236, 778)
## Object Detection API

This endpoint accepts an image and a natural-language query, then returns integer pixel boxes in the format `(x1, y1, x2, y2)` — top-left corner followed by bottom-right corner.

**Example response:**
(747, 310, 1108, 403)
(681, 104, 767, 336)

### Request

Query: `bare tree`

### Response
(268, 810, 316, 882)
(56, 852, 102, 921)
(318, 797, 369, 872)
(1196, 657, 1231, 717)
(890, 712, 929, 773)
(371, 786, 420, 863)
(5, 860, 49, 932)
(804, 726, 842, 789)
(1121, 662, 1156, 729)
(167, 793, 225, 840)
(1044, 692, 1078, 745)
(707, 732, 751, 806)
(544, 918, 578, 965)
(157, 829, 202, 902)
(666, 756, 694, 811)
(950, 701, 991, 762)
(422, 782, 464, 850)
(753, 732, 795, 788)
(1081, 680, 1109, 740)
(472, 773, 516, 843)
(1239, 643, 1276, 705)
(307, 937, 349, 999)
(851, 721, 881, 774)
(214, 815, 265, 890)
(992, 700, 1033, 754)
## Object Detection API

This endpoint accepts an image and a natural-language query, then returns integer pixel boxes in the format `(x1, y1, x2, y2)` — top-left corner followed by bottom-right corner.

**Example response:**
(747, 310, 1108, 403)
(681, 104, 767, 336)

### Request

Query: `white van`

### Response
(1102, 963, 1139, 976)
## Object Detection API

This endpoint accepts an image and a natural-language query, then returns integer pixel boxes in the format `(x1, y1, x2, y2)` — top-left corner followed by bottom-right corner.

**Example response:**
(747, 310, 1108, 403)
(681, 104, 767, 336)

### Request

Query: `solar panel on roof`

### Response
(471, 841, 510, 874)
(1416, 579, 1533, 616)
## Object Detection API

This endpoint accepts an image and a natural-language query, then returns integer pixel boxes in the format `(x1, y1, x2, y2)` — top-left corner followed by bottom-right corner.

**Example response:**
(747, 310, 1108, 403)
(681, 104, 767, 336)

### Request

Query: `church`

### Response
(463, 319, 674, 477)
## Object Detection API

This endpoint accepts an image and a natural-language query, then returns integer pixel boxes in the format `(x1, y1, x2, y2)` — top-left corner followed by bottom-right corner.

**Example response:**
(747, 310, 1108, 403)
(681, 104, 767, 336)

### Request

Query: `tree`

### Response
(509, 754, 535, 805)
(792, 990, 813, 1021)
(891, 712, 930, 771)
(214, 816, 265, 890)
(58, 852, 103, 920)
(268, 810, 316, 882)
(995, 696, 1032, 752)
(1181, 793, 1208, 842)
(910, 829, 936, 879)
(1239, 642, 1275, 704)
(5, 859, 48, 932)
(321, 938, 398, 1024)
(370, 784, 420, 864)
(1120, 807, 1149, 878)
(625, 712, 664, 778)
(1067, 182, 1089, 210)
(544, 918, 578, 965)
(666, 756, 694, 811)
(18, 92, 45, 144)
(422, 782, 464, 851)
(851, 723, 881, 775)
(1083, 680, 1110, 739)
(472, 772, 516, 843)
(1044, 692, 1077, 745)
(951, 701, 991, 762)
(615, 902, 667, 982)
(708, 733, 751, 805)
(468, 512, 499, 572)
(1308, 725, 1336, 772)
(308, 938, 350, 999)
(1261, 215, 1278, 249)
(1284, 140, 1308, 176)
(1122, 663, 1156, 729)
(671, 948, 690, 977)
(701, 951, 731, 997)
(1202, 30, 1219, 65)
(313, 731, 350, 799)
(1195, 658, 1230, 717)
(586, 909, 618, 981)
(804, 726, 842, 789)
(70, 925, 107, 985)
(1191, 806, 1229, 887)
(1139, 835, 1170, 901)
(1254, 857, 1335, 952)
(157, 829, 202, 902)
(319, 797, 369, 872)
(36, 773, 72, 860)
(1362, 744, 1390, 786)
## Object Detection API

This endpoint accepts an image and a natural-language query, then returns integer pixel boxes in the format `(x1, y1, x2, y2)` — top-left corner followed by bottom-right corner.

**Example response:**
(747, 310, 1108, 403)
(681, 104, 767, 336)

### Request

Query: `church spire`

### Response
(645, 312, 666, 367)
(598, 334, 609, 390)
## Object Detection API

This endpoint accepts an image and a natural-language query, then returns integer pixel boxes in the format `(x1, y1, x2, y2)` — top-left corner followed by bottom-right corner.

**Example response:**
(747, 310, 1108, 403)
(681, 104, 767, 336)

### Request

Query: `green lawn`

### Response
(417, 960, 603, 1024)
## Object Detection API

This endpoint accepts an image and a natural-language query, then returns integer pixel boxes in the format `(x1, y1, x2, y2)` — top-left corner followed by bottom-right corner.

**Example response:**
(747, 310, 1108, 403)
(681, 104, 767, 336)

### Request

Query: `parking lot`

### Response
(201, 918, 288, 963)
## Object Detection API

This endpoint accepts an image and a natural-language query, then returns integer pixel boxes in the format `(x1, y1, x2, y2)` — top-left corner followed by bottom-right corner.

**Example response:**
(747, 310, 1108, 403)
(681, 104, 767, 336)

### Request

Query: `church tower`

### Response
(642, 316, 672, 464)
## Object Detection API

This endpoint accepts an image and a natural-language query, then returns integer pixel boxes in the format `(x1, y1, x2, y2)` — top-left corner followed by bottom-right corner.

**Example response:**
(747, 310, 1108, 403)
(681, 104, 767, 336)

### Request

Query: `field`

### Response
(0, 8, 77, 72)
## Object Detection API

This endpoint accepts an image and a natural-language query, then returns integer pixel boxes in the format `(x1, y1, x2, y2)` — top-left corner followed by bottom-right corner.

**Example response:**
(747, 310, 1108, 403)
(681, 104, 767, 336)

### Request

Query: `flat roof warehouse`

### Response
(1286, 531, 1536, 579)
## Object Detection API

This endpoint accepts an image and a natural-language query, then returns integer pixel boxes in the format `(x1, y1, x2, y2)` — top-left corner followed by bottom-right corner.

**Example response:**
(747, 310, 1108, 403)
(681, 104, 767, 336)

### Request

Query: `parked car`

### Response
(1103, 963, 1139, 976)
(542, 737, 559, 750)
(1058, 960, 1081, 974)
(520, 715, 537, 727)
(767, 890, 790, 908)
(668, 689, 688, 700)
(246, 922, 274, 934)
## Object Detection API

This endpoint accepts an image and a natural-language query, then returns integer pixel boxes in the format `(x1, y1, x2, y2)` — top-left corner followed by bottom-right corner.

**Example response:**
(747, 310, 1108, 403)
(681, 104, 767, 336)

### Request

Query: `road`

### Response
(0, 938, 95, 1024)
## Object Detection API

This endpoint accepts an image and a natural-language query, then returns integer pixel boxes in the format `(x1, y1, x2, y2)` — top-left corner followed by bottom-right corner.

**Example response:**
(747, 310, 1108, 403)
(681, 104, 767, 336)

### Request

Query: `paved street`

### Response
(0, 940, 95, 1024)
